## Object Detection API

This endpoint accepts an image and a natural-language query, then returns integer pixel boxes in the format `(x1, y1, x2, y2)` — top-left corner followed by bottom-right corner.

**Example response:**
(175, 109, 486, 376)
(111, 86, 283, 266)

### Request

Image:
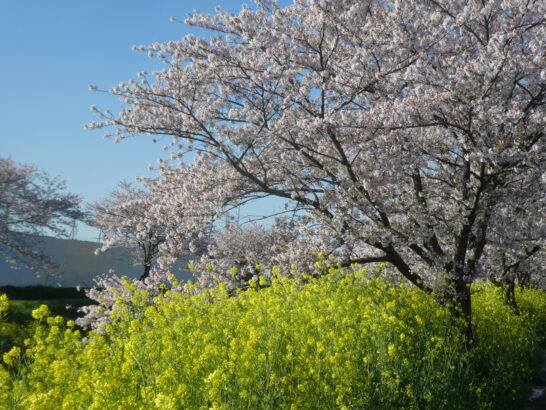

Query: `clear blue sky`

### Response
(0, 0, 277, 241)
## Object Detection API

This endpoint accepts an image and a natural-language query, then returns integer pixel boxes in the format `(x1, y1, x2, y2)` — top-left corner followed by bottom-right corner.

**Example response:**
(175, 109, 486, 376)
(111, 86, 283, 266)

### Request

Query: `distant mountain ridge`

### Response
(0, 235, 194, 287)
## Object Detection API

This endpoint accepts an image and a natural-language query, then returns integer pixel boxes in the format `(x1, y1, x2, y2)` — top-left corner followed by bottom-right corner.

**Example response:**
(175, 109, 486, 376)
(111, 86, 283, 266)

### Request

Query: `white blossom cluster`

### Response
(75, 271, 178, 331)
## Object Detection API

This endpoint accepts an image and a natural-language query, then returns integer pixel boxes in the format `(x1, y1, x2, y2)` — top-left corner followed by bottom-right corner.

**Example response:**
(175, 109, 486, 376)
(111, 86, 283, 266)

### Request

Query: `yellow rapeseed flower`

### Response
(31, 304, 50, 320)
(3, 346, 21, 366)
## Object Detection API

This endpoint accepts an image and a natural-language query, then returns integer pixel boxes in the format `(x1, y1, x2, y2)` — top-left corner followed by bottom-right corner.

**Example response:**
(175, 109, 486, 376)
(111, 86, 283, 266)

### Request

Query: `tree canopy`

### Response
(89, 0, 545, 336)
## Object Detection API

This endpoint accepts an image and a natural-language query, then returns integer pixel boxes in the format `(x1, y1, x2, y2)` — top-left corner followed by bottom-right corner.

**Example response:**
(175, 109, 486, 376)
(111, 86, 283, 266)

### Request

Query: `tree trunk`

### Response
(502, 277, 519, 315)
(140, 262, 152, 281)
(518, 271, 531, 289)
(453, 278, 474, 349)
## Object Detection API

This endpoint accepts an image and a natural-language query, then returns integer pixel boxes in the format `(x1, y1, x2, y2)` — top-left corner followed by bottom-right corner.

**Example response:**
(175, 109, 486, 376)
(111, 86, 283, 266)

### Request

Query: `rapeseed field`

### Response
(1, 268, 545, 409)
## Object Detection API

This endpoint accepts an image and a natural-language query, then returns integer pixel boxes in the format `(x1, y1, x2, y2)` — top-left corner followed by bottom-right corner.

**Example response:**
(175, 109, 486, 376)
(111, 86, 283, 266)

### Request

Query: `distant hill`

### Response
(0, 235, 195, 287)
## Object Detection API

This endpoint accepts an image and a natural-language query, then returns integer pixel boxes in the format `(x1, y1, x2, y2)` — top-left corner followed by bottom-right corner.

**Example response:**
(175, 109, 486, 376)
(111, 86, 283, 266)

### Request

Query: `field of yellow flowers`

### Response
(1, 267, 545, 409)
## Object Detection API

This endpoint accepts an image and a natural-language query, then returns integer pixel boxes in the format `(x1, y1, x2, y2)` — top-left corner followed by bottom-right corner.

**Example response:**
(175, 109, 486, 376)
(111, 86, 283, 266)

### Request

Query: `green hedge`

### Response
(0, 286, 87, 301)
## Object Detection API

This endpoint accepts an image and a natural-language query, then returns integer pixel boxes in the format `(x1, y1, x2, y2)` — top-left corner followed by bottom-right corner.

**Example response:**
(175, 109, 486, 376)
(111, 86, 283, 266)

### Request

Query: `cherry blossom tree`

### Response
(89, 180, 210, 280)
(0, 157, 84, 275)
(89, 0, 545, 341)
(88, 181, 169, 280)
